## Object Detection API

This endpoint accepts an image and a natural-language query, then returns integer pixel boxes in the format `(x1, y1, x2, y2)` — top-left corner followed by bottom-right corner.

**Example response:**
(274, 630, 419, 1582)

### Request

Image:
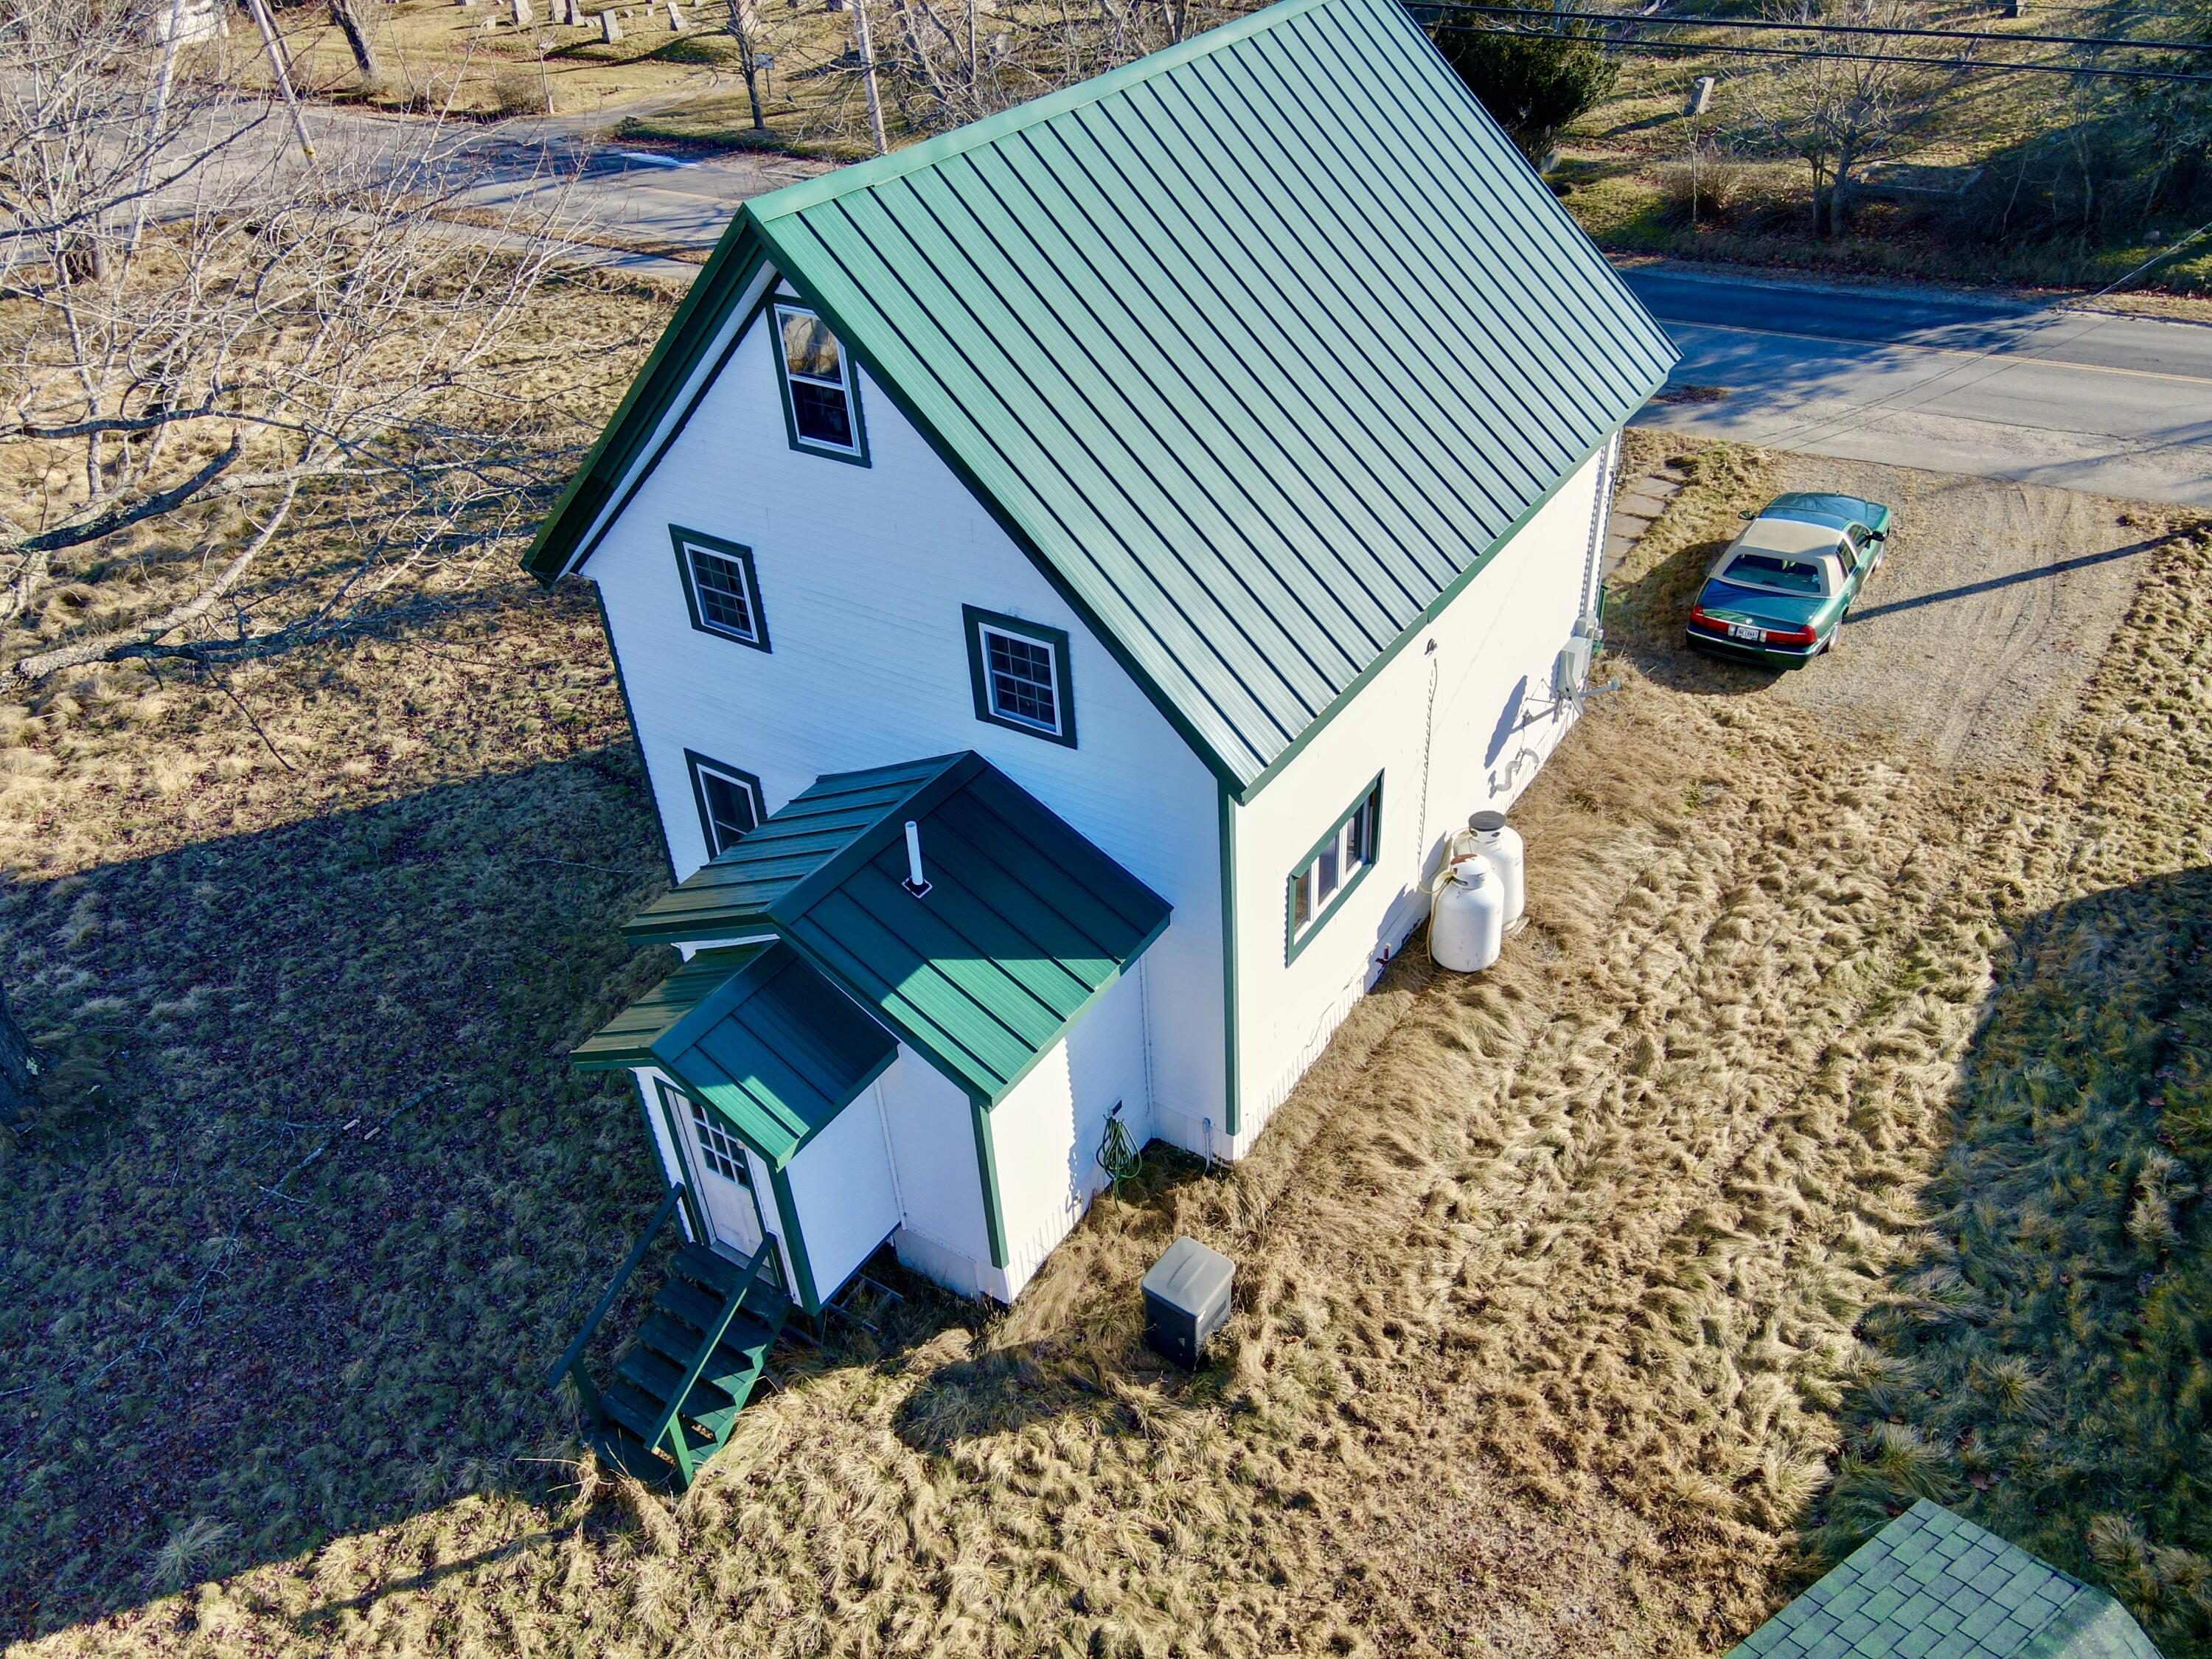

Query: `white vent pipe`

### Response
(902, 819, 931, 896)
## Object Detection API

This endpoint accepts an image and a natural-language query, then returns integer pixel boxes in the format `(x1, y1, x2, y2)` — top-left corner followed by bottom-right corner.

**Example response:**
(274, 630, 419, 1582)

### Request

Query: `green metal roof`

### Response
(630, 753, 1171, 1102)
(524, 0, 1677, 796)
(574, 941, 897, 1167)
(1729, 1502, 2163, 1659)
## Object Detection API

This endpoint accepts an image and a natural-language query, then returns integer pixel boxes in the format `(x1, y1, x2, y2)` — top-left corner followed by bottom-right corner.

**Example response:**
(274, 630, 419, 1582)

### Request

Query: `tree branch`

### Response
(7, 480, 294, 684)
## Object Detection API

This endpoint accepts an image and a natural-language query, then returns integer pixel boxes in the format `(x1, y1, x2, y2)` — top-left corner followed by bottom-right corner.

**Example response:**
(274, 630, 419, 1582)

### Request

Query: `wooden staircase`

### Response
(545, 1185, 788, 1490)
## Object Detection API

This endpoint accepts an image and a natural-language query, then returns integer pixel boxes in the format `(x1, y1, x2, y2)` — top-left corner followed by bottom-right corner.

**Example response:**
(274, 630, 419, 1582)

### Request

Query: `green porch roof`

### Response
(629, 753, 1171, 1103)
(1729, 1502, 2162, 1659)
(574, 941, 897, 1168)
(523, 0, 1677, 797)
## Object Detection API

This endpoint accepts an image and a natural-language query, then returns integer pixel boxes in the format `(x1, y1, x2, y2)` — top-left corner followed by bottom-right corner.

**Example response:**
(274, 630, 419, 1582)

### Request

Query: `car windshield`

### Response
(1725, 552, 1829, 595)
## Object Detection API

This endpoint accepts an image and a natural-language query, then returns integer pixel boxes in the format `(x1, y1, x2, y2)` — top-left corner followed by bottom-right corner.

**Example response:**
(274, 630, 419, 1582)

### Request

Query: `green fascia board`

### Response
(576, 940, 897, 1169)
(625, 754, 968, 943)
(522, 220, 773, 582)
(524, 0, 1678, 794)
(572, 943, 771, 1069)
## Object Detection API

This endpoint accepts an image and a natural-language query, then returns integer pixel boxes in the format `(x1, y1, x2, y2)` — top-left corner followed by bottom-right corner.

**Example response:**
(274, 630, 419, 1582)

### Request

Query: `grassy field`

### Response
(4, 391, 2211, 1652)
(1547, 12, 2212, 296)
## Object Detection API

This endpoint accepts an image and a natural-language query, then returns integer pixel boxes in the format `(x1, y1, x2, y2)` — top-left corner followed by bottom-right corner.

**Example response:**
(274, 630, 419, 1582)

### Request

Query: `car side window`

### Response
(1834, 537, 1860, 576)
(1846, 523, 1871, 552)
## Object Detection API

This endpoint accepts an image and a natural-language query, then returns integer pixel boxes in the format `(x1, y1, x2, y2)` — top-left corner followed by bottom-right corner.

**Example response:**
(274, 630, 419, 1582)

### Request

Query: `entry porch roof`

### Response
(626, 753, 1172, 1105)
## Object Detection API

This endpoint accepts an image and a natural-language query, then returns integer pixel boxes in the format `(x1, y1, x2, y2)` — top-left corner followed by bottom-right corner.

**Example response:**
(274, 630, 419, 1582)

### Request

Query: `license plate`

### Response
(1728, 622, 1764, 641)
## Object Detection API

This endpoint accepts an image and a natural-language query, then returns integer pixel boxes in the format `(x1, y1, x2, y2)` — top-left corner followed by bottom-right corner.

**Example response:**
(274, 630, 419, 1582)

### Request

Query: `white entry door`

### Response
(663, 1082, 768, 1262)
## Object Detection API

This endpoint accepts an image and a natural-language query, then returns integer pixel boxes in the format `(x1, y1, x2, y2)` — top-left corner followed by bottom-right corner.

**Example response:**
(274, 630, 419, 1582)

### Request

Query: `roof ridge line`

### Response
(742, 0, 1341, 226)
(769, 752, 983, 925)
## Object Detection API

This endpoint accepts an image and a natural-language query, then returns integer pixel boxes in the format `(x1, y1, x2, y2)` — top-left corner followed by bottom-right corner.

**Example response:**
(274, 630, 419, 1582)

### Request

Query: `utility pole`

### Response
(243, 0, 316, 161)
(852, 0, 888, 156)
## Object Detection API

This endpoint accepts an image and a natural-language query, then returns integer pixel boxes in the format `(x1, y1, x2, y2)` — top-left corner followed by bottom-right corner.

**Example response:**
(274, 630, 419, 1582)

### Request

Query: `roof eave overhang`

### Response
(521, 215, 779, 585)
(1229, 403, 1668, 807)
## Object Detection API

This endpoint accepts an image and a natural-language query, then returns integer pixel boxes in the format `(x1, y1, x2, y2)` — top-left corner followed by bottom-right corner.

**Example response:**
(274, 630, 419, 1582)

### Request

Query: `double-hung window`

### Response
(686, 751, 765, 860)
(772, 302, 866, 462)
(1287, 776, 1382, 961)
(963, 606, 1076, 747)
(672, 526, 770, 652)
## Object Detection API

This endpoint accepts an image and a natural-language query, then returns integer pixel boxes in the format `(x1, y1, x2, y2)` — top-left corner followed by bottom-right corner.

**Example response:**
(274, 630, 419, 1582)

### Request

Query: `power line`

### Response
(1412, 2, 2212, 53)
(1416, 12, 2212, 81)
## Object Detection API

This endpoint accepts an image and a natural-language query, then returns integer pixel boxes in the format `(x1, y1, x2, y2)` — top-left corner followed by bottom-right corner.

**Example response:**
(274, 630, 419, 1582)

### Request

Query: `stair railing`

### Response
(647, 1234, 779, 1488)
(543, 1182, 688, 1427)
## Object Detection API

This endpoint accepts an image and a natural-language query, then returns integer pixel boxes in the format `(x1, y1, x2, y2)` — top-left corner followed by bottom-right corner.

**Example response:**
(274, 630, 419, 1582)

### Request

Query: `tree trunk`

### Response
(330, 0, 382, 82)
(0, 982, 43, 1125)
(729, 3, 767, 130)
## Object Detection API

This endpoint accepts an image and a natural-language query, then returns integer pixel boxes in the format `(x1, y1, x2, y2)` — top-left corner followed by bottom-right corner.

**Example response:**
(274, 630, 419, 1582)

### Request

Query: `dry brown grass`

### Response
(4, 421, 2209, 1655)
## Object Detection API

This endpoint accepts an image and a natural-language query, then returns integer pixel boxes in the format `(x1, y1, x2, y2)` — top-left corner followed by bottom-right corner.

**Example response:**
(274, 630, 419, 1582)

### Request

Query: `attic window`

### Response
(964, 607, 1076, 747)
(672, 526, 770, 652)
(686, 751, 765, 859)
(773, 302, 866, 463)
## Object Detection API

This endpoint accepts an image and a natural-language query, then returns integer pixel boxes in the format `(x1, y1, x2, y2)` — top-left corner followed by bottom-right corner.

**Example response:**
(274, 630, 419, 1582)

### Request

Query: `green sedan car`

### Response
(1683, 491, 1894, 668)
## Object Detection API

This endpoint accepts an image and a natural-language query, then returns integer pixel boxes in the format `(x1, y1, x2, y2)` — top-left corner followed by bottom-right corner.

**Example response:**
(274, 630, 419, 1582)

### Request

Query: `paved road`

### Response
(226, 111, 2212, 509)
(1619, 264, 2212, 509)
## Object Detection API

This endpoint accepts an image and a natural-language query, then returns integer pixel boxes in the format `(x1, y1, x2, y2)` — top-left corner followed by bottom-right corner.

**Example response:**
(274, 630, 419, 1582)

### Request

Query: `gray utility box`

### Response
(1141, 1236, 1234, 1371)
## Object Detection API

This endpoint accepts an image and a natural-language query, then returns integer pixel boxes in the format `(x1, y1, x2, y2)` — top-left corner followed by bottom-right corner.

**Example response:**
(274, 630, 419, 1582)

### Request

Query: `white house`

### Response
(529, 0, 1676, 1484)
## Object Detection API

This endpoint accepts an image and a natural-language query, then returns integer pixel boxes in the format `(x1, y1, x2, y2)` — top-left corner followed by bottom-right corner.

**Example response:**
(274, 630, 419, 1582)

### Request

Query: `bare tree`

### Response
(1733, 0, 1952, 237)
(0, 0, 581, 684)
(329, 0, 384, 83)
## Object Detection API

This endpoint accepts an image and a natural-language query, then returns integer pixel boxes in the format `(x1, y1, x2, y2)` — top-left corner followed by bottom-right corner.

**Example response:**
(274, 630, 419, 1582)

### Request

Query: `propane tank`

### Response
(1430, 855, 1504, 973)
(1466, 809, 1525, 928)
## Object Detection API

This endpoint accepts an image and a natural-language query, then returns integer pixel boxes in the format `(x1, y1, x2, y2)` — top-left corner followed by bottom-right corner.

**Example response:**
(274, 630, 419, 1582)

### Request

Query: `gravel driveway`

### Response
(1610, 443, 2182, 773)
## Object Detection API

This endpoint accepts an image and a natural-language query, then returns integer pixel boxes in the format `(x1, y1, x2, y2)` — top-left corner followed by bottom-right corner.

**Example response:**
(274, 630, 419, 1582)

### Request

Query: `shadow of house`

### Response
(0, 749, 687, 1638)
(1815, 867, 2212, 1655)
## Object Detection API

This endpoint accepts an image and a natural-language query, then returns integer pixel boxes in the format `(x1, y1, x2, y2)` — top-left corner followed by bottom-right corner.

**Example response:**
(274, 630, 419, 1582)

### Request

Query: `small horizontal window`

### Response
(686, 750, 764, 860)
(773, 302, 866, 463)
(1287, 777, 1382, 962)
(672, 526, 771, 652)
(964, 606, 1076, 748)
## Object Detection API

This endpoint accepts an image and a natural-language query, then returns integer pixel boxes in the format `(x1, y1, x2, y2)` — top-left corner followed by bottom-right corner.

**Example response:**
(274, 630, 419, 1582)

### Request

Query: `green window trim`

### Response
(671, 525, 772, 653)
(684, 750, 765, 861)
(963, 605, 1077, 748)
(771, 299, 870, 467)
(1284, 773, 1384, 967)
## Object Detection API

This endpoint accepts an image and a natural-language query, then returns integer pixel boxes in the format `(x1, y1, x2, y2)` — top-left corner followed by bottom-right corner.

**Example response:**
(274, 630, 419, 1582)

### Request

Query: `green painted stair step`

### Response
(552, 1222, 789, 1492)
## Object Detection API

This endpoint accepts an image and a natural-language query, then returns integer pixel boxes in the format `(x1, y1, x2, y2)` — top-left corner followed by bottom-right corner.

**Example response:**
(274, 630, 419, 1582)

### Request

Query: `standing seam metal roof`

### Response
(627, 754, 1172, 1102)
(524, 0, 1677, 792)
(571, 941, 899, 1167)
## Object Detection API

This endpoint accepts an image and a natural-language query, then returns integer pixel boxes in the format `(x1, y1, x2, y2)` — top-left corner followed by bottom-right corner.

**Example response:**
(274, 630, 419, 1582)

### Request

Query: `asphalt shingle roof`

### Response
(1728, 1502, 2163, 1659)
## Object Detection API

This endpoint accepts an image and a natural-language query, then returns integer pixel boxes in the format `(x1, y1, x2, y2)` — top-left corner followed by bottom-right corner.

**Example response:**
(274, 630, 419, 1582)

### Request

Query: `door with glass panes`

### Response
(661, 1081, 770, 1262)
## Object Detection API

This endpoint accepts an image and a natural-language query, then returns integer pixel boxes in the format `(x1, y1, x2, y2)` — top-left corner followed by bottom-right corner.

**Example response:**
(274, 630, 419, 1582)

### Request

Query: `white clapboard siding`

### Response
(590, 295, 1227, 1145)
(779, 1085, 902, 1305)
(875, 1048, 994, 1295)
(989, 962, 1152, 1299)
(1225, 449, 1613, 1150)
